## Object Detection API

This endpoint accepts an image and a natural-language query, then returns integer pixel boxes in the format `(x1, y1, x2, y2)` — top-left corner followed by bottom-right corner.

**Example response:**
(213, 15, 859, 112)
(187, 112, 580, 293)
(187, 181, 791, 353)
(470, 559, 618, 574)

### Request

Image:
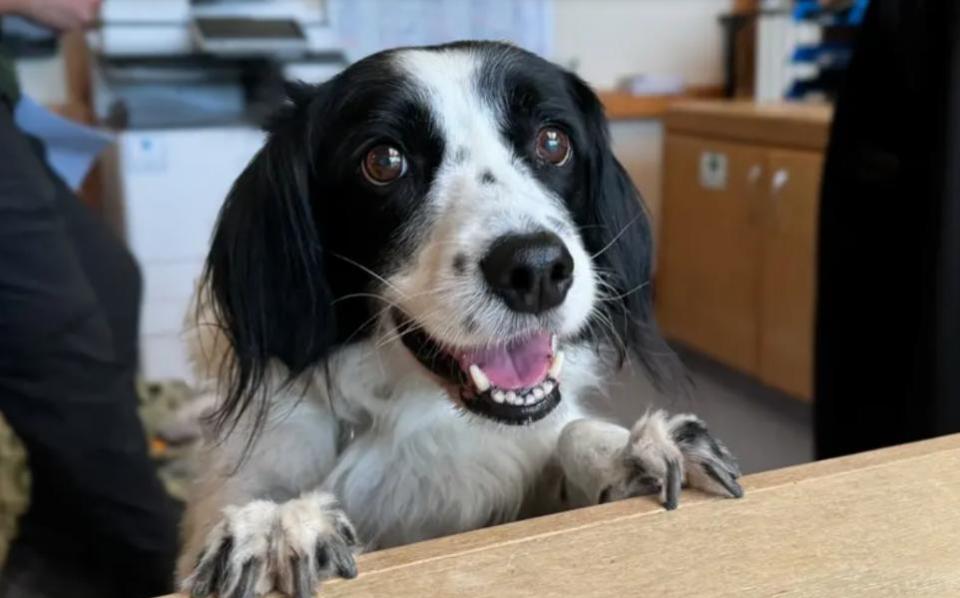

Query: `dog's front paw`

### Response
(604, 410, 743, 510)
(182, 492, 359, 598)
(668, 413, 743, 501)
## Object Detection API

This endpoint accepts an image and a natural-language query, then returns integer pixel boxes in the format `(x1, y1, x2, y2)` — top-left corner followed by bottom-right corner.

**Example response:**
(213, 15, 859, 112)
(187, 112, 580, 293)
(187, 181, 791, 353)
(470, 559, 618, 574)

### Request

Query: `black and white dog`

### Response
(179, 41, 742, 598)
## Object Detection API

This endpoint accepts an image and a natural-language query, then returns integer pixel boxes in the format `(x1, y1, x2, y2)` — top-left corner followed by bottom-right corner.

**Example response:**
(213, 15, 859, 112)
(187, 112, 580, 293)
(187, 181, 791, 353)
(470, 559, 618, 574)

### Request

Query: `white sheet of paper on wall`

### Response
(699, 151, 728, 190)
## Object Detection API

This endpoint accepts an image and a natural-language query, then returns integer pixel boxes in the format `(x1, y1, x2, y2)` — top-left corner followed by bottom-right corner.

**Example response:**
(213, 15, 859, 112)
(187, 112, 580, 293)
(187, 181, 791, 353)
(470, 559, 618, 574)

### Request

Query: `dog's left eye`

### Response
(362, 144, 407, 186)
(535, 127, 572, 166)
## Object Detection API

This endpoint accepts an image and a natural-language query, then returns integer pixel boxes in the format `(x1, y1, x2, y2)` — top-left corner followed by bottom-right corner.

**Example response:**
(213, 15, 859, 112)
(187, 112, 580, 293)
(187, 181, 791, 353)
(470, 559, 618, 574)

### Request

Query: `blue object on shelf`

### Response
(793, 0, 870, 26)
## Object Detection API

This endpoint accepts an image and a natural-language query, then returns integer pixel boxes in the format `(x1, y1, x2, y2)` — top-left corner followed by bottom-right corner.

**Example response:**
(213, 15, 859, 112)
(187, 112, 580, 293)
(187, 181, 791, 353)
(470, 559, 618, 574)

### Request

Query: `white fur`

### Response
(387, 48, 598, 347)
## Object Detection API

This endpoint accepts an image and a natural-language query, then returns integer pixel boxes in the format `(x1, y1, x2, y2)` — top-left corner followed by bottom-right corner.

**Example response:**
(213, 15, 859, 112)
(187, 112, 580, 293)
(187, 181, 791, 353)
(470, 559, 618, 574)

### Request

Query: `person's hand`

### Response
(5, 0, 101, 32)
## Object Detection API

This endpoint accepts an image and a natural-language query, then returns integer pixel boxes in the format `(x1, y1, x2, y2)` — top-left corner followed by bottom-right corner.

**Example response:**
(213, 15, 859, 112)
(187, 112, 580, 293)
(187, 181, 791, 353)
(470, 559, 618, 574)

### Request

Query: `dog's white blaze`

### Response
(389, 47, 598, 348)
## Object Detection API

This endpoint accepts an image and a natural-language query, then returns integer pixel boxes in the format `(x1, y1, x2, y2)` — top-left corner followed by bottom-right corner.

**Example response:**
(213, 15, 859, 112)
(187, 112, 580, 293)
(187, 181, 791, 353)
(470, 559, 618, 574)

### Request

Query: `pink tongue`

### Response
(458, 332, 554, 390)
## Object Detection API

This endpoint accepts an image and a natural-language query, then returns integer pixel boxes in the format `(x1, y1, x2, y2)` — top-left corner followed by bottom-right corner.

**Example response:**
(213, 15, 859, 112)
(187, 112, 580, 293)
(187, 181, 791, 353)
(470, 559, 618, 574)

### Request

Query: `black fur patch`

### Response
(479, 170, 497, 184)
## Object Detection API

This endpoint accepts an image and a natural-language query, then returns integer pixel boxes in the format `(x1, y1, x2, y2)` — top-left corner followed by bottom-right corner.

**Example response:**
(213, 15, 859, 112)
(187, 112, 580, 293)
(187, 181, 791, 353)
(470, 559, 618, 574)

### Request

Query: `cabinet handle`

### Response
(771, 168, 790, 194)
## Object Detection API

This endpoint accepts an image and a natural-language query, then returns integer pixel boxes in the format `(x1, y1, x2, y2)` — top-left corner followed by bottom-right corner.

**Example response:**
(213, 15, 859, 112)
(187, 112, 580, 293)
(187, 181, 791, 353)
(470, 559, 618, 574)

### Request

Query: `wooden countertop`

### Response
(665, 100, 835, 151)
(164, 434, 960, 597)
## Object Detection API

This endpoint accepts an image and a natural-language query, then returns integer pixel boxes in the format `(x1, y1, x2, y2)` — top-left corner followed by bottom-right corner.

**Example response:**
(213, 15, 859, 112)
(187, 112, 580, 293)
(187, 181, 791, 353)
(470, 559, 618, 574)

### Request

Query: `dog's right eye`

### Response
(362, 145, 407, 186)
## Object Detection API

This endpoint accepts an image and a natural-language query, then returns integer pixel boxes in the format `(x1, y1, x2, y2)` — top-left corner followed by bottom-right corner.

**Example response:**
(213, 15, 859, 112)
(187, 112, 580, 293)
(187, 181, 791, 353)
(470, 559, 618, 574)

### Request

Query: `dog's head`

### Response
(204, 41, 672, 431)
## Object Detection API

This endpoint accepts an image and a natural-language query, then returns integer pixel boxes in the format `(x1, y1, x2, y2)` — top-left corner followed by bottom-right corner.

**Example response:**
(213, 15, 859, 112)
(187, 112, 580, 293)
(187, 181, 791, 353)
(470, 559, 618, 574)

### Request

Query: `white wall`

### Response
(553, 0, 732, 89)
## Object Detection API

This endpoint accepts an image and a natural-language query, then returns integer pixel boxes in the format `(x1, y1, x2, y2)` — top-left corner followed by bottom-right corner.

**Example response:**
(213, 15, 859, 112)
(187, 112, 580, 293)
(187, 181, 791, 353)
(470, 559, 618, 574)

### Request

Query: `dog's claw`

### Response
(663, 459, 682, 510)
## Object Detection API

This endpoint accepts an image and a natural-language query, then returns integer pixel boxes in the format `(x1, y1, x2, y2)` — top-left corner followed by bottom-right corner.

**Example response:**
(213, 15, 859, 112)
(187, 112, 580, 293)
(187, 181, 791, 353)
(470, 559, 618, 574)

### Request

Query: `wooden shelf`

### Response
(598, 86, 725, 120)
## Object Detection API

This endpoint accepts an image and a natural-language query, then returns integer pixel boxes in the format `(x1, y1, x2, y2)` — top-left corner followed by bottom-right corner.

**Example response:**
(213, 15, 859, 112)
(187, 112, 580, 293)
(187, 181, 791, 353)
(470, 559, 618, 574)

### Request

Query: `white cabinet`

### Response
(105, 127, 264, 382)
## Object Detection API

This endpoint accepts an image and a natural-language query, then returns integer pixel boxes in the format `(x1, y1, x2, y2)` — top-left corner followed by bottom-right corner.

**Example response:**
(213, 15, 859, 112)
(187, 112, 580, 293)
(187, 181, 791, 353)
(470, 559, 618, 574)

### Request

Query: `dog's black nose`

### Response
(481, 232, 574, 314)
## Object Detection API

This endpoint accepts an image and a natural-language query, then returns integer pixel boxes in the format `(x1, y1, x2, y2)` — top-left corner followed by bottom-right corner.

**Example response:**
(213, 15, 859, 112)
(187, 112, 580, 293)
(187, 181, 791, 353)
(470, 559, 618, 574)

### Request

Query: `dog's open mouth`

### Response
(393, 309, 563, 425)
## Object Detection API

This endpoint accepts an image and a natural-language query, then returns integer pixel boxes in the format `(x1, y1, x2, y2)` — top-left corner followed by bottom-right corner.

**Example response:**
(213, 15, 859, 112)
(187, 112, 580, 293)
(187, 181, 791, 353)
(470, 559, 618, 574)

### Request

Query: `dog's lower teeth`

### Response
(481, 378, 558, 408)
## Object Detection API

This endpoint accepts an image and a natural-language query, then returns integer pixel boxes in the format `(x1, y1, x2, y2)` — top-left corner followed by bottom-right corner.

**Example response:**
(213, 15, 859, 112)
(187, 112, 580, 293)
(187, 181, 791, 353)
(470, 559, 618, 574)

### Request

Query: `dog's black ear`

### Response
(203, 87, 334, 435)
(565, 73, 681, 387)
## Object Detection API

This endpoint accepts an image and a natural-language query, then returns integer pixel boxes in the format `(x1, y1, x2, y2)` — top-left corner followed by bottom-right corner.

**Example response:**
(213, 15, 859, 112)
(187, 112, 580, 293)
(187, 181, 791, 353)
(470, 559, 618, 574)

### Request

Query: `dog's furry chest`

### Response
(321, 394, 573, 550)
(273, 341, 595, 549)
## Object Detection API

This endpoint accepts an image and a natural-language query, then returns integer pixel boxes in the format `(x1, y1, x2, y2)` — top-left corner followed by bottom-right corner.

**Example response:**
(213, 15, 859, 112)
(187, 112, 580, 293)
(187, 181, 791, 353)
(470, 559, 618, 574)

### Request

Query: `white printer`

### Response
(91, 0, 345, 382)
(96, 0, 337, 56)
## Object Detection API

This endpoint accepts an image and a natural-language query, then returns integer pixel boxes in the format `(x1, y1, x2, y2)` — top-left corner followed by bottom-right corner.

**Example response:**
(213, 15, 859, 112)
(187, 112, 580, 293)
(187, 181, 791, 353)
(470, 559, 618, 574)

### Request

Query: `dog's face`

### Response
(205, 42, 666, 430)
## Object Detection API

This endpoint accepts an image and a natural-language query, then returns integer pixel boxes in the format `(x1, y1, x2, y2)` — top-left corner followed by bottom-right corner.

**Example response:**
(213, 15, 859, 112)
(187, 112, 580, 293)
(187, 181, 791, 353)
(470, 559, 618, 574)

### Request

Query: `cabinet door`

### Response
(657, 135, 767, 374)
(758, 150, 823, 400)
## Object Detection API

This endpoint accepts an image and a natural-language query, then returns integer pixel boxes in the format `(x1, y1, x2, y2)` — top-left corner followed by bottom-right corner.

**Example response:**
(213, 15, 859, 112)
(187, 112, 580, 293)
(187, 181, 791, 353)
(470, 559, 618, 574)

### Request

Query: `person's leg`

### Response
(0, 105, 178, 597)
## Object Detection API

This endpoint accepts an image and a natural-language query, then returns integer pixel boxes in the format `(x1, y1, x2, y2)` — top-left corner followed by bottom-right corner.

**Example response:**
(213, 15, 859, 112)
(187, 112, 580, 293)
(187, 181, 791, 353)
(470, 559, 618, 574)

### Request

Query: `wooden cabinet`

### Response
(658, 136, 765, 374)
(657, 101, 832, 401)
(758, 150, 823, 399)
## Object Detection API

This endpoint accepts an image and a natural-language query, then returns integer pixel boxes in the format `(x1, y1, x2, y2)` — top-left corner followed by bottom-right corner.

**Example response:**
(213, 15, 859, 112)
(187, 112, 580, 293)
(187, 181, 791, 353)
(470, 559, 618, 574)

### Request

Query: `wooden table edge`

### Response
(161, 433, 960, 597)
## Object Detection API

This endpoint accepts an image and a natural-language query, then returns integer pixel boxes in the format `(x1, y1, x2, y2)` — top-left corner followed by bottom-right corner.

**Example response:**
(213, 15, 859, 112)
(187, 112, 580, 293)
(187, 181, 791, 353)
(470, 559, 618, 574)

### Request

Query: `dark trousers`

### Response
(0, 104, 178, 597)
(816, 0, 960, 458)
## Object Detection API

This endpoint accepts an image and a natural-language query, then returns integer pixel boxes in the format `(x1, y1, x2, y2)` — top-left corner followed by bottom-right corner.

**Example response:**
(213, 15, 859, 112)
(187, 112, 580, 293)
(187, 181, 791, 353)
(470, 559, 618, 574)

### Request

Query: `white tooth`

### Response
(469, 364, 490, 392)
(505, 391, 518, 405)
(492, 390, 506, 403)
(551, 334, 558, 353)
(524, 394, 538, 405)
(548, 350, 565, 379)
(533, 387, 545, 400)
(542, 381, 555, 395)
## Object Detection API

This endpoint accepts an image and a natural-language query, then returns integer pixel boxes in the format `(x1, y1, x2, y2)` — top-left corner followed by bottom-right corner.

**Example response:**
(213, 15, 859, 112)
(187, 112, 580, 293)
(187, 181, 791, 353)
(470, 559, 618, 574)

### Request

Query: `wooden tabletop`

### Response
(165, 434, 960, 597)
